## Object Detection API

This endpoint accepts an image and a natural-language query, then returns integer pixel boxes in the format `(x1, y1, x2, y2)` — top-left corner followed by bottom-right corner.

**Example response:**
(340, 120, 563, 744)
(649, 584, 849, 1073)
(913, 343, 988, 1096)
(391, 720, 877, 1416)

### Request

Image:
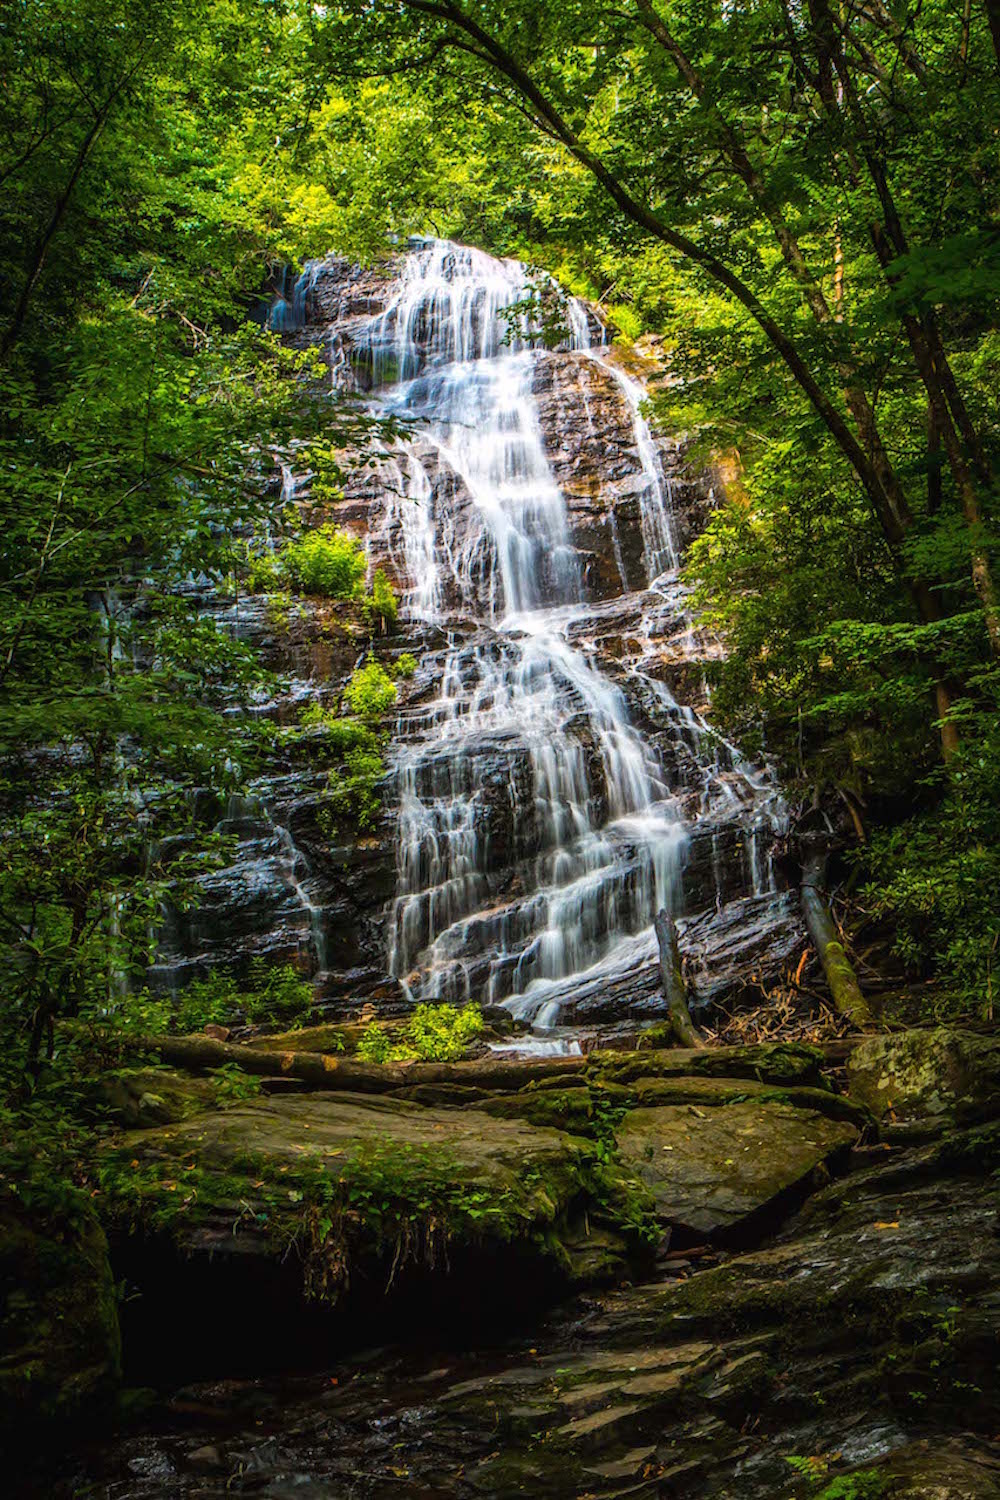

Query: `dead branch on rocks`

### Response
(702, 986, 857, 1048)
(655, 909, 707, 1049)
(801, 851, 874, 1027)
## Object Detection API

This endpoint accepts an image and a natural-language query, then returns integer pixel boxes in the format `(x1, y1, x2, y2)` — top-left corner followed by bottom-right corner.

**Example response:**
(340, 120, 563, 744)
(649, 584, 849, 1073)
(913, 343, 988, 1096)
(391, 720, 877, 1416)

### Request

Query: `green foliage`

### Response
(324, 743, 387, 835)
(344, 657, 398, 719)
(281, 525, 366, 599)
(786, 1454, 887, 1498)
(363, 567, 399, 631)
(356, 1003, 485, 1064)
(212, 1064, 263, 1107)
(394, 652, 418, 680)
(0, 0, 402, 1102)
(356, 1020, 395, 1064)
(242, 960, 315, 1024)
(113, 963, 314, 1037)
(296, 656, 418, 835)
(860, 713, 1000, 1013)
(408, 1001, 485, 1060)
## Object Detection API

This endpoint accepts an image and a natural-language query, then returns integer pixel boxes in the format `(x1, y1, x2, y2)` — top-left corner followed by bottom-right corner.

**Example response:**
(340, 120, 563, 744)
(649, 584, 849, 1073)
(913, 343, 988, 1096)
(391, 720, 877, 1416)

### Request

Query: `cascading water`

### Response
(354, 243, 704, 1038)
(149, 241, 794, 1028)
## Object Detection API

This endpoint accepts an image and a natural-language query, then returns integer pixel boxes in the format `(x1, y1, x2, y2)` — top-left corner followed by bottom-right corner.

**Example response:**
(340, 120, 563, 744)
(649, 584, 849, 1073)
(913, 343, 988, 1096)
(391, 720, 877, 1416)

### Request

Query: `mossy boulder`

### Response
(847, 1028, 1000, 1127)
(99, 1090, 657, 1295)
(875, 1438, 1000, 1497)
(0, 1195, 121, 1446)
(95, 1067, 218, 1127)
(615, 1099, 858, 1238)
(590, 1041, 828, 1091)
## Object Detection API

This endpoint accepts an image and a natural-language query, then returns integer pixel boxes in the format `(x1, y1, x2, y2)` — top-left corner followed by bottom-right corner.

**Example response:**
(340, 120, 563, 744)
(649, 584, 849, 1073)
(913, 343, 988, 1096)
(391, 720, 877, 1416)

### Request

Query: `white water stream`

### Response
(350, 243, 721, 1042)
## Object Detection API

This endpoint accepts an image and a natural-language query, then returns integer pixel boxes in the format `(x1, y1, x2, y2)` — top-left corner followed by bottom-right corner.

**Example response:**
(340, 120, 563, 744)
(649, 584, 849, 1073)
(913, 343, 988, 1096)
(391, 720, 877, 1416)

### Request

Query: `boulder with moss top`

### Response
(99, 1089, 658, 1296)
(847, 1027, 1000, 1130)
(615, 1099, 858, 1239)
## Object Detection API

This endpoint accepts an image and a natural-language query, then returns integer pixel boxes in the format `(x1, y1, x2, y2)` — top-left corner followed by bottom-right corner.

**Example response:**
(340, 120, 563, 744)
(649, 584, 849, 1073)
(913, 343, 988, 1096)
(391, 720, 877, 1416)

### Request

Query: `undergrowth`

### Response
(356, 1003, 485, 1063)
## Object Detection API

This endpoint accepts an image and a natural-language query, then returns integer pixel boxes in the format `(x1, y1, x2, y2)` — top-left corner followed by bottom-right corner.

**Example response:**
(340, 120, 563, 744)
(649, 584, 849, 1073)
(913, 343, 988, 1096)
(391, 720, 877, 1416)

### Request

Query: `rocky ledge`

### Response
(8, 1025, 1000, 1498)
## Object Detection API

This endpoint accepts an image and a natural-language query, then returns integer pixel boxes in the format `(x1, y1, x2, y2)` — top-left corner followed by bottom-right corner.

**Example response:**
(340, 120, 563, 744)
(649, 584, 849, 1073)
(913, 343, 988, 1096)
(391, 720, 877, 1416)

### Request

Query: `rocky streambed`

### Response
(7, 1025, 1000, 1498)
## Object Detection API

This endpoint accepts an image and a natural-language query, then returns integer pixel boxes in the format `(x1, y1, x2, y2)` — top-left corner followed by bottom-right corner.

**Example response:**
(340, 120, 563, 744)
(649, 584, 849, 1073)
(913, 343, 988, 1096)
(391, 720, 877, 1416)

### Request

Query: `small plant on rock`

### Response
(362, 567, 399, 633)
(282, 525, 366, 598)
(344, 657, 398, 719)
(356, 1003, 485, 1064)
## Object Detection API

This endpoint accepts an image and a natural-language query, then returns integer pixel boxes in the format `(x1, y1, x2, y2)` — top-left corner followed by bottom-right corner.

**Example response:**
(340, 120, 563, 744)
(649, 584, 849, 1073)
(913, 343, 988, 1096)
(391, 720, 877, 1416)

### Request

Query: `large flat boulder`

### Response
(101, 1090, 656, 1291)
(615, 1099, 858, 1238)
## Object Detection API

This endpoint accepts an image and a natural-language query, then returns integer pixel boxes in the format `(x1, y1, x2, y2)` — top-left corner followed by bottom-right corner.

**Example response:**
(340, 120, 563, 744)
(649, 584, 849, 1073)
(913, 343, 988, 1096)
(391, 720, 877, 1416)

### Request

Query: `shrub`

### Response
(143, 962, 314, 1035)
(324, 743, 386, 833)
(363, 567, 399, 632)
(344, 658, 398, 720)
(394, 651, 418, 679)
(212, 1063, 263, 1105)
(356, 1020, 394, 1064)
(408, 1002, 484, 1060)
(298, 679, 395, 834)
(175, 972, 236, 1033)
(355, 1003, 485, 1064)
(282, 525, 366, 598)
(860, 728, 1000, 1016)
(242, 959, 314, 1023)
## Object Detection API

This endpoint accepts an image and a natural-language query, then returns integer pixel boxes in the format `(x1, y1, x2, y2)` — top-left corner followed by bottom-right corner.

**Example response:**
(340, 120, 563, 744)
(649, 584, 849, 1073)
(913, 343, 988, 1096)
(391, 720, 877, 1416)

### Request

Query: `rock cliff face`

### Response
(150, 243, 800, 1038)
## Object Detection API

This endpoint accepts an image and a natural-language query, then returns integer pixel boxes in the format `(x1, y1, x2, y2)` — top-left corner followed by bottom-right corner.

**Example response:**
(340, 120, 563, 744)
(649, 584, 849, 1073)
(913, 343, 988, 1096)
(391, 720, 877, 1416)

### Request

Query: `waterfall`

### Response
(147, 241, 792, 1024)
(355, 243, 694, 1036)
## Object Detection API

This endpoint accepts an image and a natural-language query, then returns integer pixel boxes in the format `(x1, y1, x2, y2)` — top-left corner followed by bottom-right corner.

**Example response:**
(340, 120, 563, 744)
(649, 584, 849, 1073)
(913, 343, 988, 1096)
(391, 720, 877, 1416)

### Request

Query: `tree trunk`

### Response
(800, 852, 873, 1026)
(654, 908, 707, 1049)
(119, 1032, 588, 1092)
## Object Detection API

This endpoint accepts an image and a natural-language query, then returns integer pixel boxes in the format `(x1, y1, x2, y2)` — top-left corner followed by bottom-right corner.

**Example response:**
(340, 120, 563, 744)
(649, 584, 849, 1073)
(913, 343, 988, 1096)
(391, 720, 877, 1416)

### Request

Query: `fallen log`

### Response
(654, 909, 707, 1050)
(121, 1032, 588, 1094)
(801, 852, 874, 1028)
(115, 1028, 866, 1096)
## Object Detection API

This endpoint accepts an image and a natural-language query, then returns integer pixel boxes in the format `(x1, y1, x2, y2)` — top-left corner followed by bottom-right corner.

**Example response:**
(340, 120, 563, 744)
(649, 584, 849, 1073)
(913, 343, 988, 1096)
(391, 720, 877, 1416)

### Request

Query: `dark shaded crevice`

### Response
(110, 1231, 572, 1387)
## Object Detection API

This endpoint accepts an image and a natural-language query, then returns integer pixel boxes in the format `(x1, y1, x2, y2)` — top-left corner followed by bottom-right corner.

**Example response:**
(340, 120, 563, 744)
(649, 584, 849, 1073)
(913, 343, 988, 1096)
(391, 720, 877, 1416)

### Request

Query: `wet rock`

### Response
(614, 1100, 857, 1239)
(847, 1027, 1000, 1128)
(876, 1439, 1000, 1497)
(43, 1076, 1000, 1500)
(678, 891, 807, 1007)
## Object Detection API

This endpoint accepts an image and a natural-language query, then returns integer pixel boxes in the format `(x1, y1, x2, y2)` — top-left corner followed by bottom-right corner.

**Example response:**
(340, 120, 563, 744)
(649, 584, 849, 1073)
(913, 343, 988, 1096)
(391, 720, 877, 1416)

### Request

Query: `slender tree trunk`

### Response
(635, 0, 919, 550)
(0, 111, 109, 361)
(801, 852, 873, 1026)
(0, 41, 150, 361)
(654, 909, 706, 1049)
(814, 0, 1000, 656)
